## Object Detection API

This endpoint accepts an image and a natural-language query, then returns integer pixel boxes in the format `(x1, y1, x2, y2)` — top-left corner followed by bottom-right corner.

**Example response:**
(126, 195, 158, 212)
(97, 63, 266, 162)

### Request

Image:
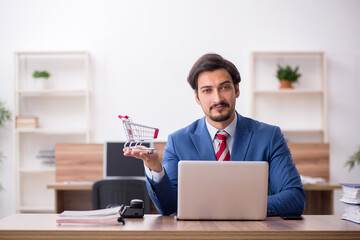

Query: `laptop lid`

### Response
(177, 161, 268, 220)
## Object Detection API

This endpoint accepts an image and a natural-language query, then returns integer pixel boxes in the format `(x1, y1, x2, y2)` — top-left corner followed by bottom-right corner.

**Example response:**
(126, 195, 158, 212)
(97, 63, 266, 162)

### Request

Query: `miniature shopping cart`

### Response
(118, 115, 159, 154)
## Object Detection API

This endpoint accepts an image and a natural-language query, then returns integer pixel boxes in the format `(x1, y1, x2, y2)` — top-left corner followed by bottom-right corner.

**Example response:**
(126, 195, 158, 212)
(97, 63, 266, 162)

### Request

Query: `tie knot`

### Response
(216, 130, 229, 141)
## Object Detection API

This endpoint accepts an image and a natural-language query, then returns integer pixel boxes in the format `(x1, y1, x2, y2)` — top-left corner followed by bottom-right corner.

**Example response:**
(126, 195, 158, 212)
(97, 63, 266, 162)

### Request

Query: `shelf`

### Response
(16, 51, 88, 56)
(15, 128, 89, 135)
(253, 51, 324, 56)
(20, 168, 55, 173)
(14, 51, 91, 213)
(19, 205, 54, 213)
(254, 89, 323, 94)
(16, 89, 88, 96)
(251, 51, 327, 143)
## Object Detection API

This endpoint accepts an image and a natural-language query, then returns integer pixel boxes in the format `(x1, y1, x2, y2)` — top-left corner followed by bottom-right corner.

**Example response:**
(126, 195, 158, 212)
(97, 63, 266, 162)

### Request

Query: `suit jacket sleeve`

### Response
(266, 127, 306, 216)
(146, 134, 178, 215)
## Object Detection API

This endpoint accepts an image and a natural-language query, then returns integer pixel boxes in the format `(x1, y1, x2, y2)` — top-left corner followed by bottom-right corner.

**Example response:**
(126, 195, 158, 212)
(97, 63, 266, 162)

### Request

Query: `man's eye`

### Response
(221, 85, 230, 90)
(203, 89, 211, 93)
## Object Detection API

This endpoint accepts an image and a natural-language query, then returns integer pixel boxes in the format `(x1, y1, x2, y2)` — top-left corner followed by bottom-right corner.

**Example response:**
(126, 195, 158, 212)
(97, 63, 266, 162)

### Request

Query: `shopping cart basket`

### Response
(118, 115, 159, 154)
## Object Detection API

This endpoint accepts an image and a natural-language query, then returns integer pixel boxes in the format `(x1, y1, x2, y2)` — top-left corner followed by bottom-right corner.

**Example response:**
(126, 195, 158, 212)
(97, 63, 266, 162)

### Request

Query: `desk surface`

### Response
(48, 182, 93, 190)
(0, 214, 359, 240)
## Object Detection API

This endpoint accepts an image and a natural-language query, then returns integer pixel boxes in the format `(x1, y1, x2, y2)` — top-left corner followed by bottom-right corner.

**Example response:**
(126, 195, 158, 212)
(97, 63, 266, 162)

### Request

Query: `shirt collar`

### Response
(205, 113, 237, 141)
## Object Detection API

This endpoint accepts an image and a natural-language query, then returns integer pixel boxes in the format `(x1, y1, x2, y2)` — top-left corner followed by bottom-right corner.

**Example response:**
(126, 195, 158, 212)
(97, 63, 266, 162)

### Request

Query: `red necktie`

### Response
(216, 131, 230, 161)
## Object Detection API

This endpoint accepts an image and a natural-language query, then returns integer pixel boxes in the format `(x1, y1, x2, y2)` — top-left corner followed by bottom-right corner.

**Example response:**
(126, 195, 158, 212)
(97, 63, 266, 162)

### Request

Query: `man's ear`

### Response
(194, 90, 200, 105)
(235, 84, 240, 98)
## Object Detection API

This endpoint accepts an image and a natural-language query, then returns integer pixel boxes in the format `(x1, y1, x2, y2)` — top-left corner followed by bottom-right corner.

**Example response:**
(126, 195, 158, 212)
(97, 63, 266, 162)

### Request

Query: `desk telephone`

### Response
(120, 199, 145, 218)
(114, 199, 144, 225)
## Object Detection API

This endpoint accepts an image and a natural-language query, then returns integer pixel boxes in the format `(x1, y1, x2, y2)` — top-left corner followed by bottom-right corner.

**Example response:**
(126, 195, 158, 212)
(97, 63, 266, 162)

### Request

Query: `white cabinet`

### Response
(13, 52, 91, 212)
(250, 52, 327, 143)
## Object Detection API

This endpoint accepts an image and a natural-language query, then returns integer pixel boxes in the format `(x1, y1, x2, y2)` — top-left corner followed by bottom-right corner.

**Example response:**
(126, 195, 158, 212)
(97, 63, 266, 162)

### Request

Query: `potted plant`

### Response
(32, 70, 50, 89)
(276, 65, 301, 89)
(0, 100, 12, 191)
(345, 147, 360, 171)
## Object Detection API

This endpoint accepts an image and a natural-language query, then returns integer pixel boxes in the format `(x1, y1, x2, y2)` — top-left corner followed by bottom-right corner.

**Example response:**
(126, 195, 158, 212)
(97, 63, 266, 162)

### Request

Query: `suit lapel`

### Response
(190, 117, 216, 160)
(231, 113, 253, 161)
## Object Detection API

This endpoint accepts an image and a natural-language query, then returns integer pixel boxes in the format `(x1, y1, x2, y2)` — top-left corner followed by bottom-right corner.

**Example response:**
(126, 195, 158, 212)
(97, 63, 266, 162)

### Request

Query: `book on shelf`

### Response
(16, 116, 38, 128)
(340, 183, 360, 224)
(36, 149, 55, 165)
(57, 206, 123, 226)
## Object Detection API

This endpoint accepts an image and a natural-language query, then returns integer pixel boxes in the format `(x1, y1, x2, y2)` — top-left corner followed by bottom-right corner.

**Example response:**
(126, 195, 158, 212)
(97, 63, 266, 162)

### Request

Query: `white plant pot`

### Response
(34, 78, 47, 89)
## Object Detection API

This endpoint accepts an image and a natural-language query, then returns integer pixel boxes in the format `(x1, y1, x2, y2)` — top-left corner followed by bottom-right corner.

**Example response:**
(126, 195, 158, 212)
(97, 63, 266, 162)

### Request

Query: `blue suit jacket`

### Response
(146, 112, 305, 216)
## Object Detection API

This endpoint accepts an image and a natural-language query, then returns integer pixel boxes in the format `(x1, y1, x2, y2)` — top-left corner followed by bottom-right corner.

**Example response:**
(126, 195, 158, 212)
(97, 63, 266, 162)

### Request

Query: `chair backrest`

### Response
(92, 177, 151, 213)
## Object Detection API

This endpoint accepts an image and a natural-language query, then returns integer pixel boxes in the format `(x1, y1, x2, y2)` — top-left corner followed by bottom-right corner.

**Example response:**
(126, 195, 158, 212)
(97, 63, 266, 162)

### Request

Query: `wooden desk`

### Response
(302, 183, 341, 215)
(0, 214, 359, 240)
(48, 182, 93, 213)
(48, 183, 340, 214)
(47, 182, 158, 214)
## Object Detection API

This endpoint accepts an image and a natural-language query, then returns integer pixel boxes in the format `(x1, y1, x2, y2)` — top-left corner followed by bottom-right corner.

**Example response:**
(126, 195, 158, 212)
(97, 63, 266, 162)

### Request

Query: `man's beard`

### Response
(208, 102, 232, 122)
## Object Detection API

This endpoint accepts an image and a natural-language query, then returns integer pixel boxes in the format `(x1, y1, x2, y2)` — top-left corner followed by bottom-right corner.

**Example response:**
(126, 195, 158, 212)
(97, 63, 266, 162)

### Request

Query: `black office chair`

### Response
(92, 176, 152, 213)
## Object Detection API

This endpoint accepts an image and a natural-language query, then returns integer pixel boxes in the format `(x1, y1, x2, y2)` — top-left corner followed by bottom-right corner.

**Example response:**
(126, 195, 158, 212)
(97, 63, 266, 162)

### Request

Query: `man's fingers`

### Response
(123, 147, 161, 171)
(123, 148, 153, 161)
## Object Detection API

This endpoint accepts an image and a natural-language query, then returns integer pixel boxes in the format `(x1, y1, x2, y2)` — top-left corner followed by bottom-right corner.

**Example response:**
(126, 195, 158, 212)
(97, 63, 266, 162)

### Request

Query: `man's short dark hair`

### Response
(187, 53, 241, 92)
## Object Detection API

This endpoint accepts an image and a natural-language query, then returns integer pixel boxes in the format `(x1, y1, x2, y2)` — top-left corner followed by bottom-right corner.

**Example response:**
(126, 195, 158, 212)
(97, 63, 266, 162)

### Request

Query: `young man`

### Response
(124, 53, 305, 216)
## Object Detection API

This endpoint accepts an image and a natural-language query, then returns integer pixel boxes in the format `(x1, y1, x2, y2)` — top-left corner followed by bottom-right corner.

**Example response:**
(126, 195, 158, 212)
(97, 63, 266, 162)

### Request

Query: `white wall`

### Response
(1, 0, 359, 218)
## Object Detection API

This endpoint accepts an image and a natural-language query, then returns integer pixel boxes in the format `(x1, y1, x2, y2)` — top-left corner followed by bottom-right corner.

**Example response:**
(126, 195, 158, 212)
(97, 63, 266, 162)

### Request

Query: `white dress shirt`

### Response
(145, 114, 238, 183)
(206, 114, 237, 154)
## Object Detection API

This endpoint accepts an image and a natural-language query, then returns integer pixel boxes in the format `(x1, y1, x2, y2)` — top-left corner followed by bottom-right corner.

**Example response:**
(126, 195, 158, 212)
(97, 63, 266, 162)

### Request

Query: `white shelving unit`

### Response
(250, 52, 327, 143)
(13, 51, 91, 213)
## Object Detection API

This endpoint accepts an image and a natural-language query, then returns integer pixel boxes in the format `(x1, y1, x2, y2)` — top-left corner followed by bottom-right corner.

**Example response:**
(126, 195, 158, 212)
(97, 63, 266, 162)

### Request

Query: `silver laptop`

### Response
(177, 161, 268, 220)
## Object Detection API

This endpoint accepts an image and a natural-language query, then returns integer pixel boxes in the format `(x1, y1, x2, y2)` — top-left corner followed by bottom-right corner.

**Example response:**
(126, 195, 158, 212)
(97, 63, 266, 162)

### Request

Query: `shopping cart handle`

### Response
(118, 115, 129, 119)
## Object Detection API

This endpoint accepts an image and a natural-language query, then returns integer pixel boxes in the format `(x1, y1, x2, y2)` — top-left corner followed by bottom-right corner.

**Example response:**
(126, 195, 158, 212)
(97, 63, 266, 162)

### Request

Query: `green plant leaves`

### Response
(0, 100, 11, 127)
(0, 100, 11, 192)
(345, 146, 360, 171)
(276, 64, 301, 82)
(32, 71, 50, 79)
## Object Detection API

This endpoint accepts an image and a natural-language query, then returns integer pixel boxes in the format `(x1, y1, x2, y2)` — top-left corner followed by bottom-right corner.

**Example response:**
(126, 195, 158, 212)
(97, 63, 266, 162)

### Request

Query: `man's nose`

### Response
(212, 90, 222, 103)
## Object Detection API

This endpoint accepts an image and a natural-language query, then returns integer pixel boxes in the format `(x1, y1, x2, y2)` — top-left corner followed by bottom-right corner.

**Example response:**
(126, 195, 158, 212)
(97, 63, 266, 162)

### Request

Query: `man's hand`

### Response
(123, 148, 163, 172)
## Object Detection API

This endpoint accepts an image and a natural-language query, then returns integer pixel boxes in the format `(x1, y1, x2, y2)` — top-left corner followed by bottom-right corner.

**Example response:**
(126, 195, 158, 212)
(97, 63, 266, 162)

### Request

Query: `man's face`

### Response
(195, 68, 239, 129)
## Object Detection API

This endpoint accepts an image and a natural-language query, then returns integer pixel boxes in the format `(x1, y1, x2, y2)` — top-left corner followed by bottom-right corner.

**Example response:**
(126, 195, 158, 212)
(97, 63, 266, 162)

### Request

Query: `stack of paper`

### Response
(340, 183, 360, 224)
(57, 206, 122, 225)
